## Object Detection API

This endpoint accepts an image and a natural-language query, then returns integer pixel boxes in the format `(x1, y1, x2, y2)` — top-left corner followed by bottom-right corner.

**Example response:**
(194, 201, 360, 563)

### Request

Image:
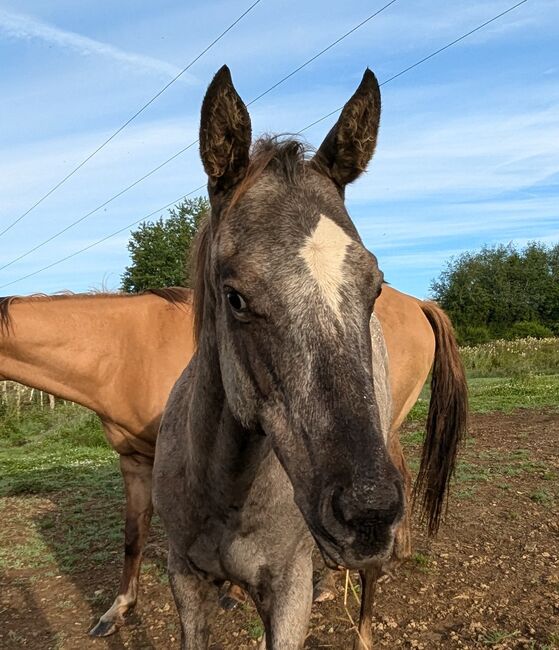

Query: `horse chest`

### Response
(184, 453, 312, 587)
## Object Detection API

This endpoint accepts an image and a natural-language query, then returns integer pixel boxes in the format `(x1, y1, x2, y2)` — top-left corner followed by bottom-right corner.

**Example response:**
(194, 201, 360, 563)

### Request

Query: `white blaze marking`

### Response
(299, 214, 352, 318)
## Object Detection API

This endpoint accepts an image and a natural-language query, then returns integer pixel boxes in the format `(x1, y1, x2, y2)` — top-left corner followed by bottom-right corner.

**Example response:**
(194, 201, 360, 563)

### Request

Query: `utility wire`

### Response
(0, 0, 263, 240)
(0, 0, 399, 273)
(0, 0, 531, 291)
(246, 0, 399, 106)
(0, 185, 207, 291)
(301, 0, 530, 132)
(0, 142, 198, 272)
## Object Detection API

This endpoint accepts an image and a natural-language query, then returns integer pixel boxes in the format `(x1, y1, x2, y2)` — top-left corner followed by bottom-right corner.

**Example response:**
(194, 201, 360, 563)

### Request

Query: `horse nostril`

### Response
(331, 480, 403, 530)
(331, 486, 347, 525)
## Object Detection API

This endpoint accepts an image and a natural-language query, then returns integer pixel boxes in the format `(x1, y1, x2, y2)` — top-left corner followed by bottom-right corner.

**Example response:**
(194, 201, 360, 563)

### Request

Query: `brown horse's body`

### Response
(0, 285, 433, 455)
(1, 289, 194, 456)
(1, 284, 436, 636)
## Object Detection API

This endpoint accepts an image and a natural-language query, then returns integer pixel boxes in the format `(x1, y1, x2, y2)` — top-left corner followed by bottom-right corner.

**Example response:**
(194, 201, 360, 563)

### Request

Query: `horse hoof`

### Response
(89, 618, 118, 637)
(313, 586, 336, 603)
(219, 594, 241, 611)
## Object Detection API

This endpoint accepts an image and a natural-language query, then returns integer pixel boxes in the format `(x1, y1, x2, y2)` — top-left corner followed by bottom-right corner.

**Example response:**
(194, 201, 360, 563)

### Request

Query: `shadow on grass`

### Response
(1, 460, 167, 649)
(0, 573, 57, 648)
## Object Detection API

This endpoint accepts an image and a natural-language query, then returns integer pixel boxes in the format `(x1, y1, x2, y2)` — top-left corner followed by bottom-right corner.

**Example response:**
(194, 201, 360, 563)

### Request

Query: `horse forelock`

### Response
(192, 136, 313, 342)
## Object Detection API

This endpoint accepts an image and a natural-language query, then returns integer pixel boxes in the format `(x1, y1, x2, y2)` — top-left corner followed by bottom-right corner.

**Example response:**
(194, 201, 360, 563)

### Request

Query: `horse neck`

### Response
(0, 294, 160, 417)
(185, 329, 270, 515)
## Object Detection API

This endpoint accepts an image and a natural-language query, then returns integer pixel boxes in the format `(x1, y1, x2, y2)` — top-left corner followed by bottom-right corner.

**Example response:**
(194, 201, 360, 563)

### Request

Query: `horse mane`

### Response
(145, 287, 192, 306)
(0, 287, 192, 335)
(0, 296, 16, 335)
(192, 135, 311, 342)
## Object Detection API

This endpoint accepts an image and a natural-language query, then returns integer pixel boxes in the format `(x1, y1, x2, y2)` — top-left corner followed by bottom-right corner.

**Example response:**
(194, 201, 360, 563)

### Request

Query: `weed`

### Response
(412, 551, 431, 571)
(455, 487, 477, 499)
(530, 489, 554, 506)
(52, 631, 67, 650)
(482, 629, 519, 645)
(247, 618, 265, 640)
(407, 398, 429, 422)
(461, 337, 559, 378)
(401, 430, 424, 446)
(455, 461, 492, 484)
(408, 374, 559, 423)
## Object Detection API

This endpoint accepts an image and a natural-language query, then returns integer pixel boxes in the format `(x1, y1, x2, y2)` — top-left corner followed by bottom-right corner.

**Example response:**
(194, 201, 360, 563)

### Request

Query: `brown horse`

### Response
(1, 280, 456, 641)
(153, 66, 467, 649)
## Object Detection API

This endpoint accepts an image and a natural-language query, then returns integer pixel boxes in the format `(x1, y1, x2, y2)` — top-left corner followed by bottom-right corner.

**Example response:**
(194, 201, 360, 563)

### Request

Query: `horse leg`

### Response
(255, 552, 313, 650)
(169, 560, 218, 650)
(353, 565, 382, 650)
(349, 436, 410, 649)
(90, 453, 153, 636)
(388, 433, 412, 561)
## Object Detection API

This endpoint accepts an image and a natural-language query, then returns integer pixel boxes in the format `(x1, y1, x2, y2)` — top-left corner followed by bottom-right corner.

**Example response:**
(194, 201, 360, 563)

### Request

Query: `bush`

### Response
(505, 321, 554, 340)
(457, 325, 492, 346)
(431, 241, 559, 333)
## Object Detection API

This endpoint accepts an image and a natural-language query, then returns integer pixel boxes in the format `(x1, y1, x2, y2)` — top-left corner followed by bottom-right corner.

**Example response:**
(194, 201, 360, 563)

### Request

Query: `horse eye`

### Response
(226, 290, 247, 312)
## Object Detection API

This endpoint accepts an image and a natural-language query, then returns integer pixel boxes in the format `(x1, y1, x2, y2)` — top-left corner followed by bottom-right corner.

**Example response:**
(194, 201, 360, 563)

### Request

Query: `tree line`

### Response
(121, 198, 558, 344)
(431, 243, 559, 344)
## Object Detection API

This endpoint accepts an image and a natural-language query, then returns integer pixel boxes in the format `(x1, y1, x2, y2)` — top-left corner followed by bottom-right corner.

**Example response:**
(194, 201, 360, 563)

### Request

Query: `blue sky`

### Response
(0, 0, 557, 298)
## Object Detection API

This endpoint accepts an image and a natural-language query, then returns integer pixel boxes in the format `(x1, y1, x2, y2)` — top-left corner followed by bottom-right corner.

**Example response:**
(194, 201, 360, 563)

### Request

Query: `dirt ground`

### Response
(1, 409, 558, 649)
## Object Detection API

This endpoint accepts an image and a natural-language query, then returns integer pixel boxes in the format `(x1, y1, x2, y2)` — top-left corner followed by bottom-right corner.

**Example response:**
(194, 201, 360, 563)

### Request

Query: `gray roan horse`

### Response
(154, 66, 467, 649)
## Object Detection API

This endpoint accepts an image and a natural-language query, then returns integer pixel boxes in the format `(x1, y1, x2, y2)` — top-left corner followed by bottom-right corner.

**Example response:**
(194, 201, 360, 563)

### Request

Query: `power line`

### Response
(0, 142, 198, 273)
(0, 0, 399, 273)
(246, 0, 399, 106)
(0, 186, 206, 291)
(0, 0, 531, 291)
(0, 0, 263, 240)
(301, 0, 531, 132)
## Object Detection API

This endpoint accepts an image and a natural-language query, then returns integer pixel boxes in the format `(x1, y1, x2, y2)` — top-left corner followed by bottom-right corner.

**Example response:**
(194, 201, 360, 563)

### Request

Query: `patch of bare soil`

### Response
(1, 410, 558, 649)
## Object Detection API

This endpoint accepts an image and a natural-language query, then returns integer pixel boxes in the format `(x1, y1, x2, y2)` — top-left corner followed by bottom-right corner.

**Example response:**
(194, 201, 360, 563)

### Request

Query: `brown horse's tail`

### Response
(414, 301, 468, 536)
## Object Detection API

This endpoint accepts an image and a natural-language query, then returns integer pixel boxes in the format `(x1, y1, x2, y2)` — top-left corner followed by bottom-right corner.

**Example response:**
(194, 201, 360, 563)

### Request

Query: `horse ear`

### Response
(199, 65, 252, 199)
(311, 68, 381, 189)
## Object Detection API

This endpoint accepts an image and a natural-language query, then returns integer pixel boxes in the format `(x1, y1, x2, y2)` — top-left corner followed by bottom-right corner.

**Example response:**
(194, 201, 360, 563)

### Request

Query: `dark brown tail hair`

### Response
(414, 301, 469, 535)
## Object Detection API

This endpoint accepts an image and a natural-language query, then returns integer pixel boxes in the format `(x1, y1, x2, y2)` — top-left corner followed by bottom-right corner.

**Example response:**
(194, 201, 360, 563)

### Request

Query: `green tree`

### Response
(431, 241, 559, 341)
(121, 197, 208, 293)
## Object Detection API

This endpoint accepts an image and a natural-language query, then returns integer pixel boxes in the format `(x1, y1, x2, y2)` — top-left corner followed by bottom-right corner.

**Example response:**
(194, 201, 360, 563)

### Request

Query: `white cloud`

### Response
(0, 116, 202, 212)
(0, 8, 196, 82)
(1, 0, 557, 297)
(344, 104, 559, 203)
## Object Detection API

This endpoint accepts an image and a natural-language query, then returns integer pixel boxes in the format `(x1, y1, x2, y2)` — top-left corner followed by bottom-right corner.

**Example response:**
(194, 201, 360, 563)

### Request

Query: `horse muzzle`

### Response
(311, 478, 404, 569)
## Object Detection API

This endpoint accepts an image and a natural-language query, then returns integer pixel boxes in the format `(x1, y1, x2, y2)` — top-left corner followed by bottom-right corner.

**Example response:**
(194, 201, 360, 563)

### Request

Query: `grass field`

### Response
(1, 372, 557, 500)
(460, 337, 559, 378)
(0, 337, 558, 648)
(1, 336, 558, 525)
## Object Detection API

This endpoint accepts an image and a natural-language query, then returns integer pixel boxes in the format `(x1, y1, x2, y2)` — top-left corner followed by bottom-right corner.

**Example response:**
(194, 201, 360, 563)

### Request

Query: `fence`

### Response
(1, 381, 57, 413)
